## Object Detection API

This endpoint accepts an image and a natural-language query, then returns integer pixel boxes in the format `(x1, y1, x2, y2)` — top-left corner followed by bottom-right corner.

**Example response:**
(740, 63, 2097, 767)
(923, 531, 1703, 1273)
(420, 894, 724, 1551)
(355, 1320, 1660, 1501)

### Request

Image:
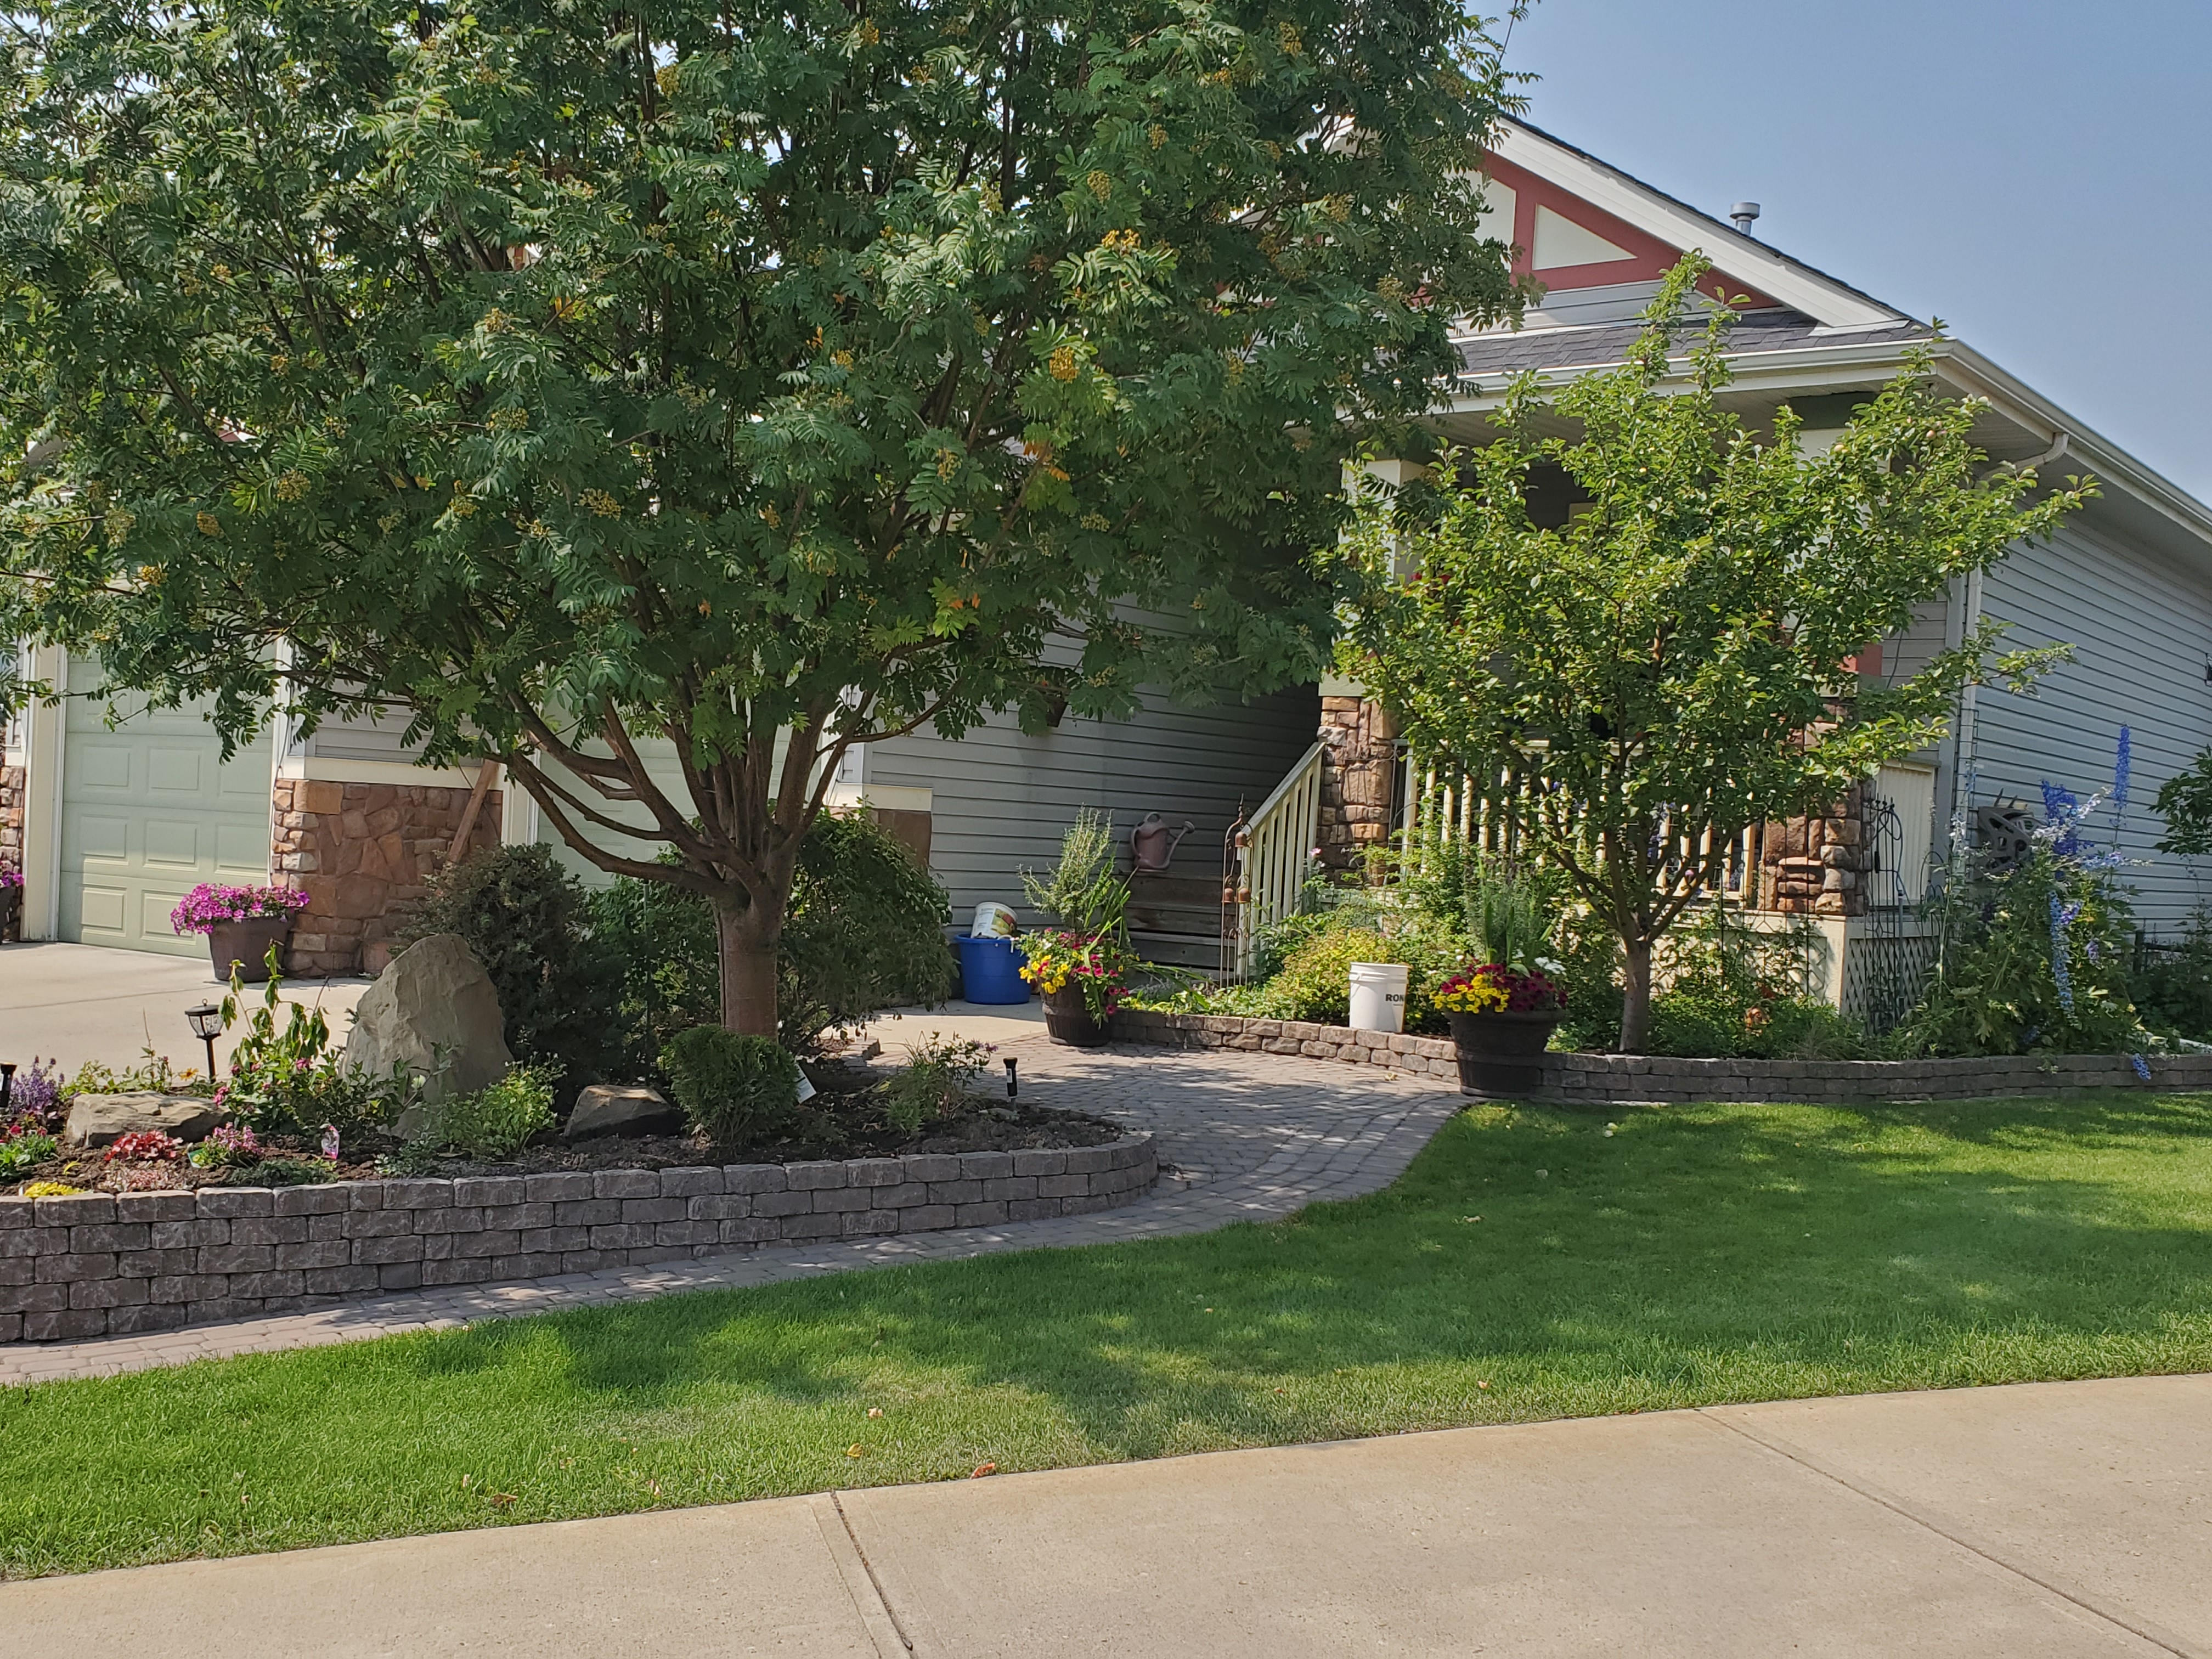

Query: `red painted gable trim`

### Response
(1479, 150, 1781, 311)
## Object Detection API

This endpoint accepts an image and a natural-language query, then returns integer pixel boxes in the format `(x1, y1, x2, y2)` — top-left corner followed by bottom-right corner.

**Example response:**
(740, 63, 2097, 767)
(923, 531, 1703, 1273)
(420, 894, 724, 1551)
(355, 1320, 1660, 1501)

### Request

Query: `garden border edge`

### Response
(1111, 1008, 2202, 1104)
(0, 1132, 1158, 1345)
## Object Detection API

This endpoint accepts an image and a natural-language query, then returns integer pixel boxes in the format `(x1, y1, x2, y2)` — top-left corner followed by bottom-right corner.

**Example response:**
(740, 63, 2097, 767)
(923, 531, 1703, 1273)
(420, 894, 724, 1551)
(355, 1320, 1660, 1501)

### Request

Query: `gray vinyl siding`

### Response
(865, 686, 1322, 922)
(1971, 516, 2212, 932)
(297, 706, 425, 765)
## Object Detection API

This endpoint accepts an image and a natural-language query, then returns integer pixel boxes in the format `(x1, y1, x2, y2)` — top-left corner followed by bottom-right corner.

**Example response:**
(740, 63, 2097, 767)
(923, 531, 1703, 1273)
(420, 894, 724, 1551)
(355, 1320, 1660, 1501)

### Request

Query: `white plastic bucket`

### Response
(1348, 962, 1409, 1034)
(970, 901, 1018, 938)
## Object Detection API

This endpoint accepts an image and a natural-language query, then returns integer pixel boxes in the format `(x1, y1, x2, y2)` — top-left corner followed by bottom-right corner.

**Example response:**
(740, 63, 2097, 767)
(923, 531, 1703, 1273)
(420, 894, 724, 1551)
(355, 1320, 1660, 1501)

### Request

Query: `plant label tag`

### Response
(795, 1073, 818, 1104)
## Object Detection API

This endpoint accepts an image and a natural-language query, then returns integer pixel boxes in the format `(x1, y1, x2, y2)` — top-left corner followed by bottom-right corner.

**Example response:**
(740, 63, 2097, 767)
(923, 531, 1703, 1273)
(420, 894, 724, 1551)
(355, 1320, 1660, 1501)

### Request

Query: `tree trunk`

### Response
(716, 901, 780, 1037)
(1618, 936, 1654, 1054)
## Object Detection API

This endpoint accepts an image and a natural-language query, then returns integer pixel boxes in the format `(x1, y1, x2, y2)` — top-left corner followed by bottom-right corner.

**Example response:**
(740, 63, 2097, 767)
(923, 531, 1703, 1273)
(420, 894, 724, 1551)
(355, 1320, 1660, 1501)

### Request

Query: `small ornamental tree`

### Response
(0, 0, 1527, 1033)
(1342, 259, 2092, 1052)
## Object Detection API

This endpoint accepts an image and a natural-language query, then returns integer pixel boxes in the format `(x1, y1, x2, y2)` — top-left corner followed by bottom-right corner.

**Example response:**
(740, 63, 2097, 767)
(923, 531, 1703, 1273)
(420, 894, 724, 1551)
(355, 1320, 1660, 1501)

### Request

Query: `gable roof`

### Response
(1485, 121, 1909, 331)
(1444, 120, 2212, 562)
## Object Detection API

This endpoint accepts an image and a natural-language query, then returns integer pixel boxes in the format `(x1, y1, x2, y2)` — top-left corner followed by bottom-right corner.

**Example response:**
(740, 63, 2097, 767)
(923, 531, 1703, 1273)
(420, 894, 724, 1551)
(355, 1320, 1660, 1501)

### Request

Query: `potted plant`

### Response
(1436, 962, 1565, 1096)
(1018, 927, 1136, 1047)
(171, 883, 311, 982)
(1434, 861, 1564, 1096)
(1017, 810, 1138, 1047)
(0, 867, 21, 944)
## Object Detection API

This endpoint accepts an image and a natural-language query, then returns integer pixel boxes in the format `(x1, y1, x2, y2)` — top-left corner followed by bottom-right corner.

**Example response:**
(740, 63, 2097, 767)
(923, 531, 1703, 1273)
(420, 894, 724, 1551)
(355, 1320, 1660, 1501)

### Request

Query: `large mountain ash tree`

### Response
(0, 0, 1525, 1030)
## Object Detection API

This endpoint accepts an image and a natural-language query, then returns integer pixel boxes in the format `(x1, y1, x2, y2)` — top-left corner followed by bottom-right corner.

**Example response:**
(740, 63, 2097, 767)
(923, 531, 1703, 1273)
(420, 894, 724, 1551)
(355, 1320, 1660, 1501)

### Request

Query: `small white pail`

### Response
(970, 901, 1019, 938)
(1348, 962, 1409, 1034)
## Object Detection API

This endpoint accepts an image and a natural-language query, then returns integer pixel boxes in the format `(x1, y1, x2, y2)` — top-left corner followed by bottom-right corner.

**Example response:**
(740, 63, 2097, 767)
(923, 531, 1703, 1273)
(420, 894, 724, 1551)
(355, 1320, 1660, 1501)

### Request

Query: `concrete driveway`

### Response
(0, 941, 369, 1084)
(2, 1373, 2204, 1656)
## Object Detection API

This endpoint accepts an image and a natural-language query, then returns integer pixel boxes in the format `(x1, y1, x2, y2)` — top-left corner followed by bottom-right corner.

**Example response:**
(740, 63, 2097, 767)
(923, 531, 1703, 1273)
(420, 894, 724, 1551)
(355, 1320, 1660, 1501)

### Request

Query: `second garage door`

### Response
(58, 659, 275, 956)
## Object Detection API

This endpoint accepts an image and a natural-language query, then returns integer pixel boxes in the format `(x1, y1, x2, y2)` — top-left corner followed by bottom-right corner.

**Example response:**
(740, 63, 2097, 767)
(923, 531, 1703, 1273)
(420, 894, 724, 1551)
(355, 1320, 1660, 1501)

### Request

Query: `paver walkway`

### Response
(1, 1032, 1458, 1386)
(5, 1372, 2206, 1655)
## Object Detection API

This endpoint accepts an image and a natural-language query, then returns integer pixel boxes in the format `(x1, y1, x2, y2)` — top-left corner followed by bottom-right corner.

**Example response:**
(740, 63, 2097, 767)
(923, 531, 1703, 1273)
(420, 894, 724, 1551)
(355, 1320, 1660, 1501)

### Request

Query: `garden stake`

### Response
(1004, 1057, 1018, 1099)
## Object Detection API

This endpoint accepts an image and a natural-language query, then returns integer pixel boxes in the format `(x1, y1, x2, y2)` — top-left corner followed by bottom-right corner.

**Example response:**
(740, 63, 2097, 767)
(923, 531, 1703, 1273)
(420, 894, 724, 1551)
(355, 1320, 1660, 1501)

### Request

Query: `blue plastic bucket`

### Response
(952, 935, 1030, 1004)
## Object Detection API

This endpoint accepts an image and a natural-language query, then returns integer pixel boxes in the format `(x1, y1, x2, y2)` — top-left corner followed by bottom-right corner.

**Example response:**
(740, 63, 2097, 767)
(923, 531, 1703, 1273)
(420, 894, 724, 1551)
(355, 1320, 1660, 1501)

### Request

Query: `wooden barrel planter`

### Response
(1043, 984, 1113, 1048)
(1447, 1009, 1562, 1097)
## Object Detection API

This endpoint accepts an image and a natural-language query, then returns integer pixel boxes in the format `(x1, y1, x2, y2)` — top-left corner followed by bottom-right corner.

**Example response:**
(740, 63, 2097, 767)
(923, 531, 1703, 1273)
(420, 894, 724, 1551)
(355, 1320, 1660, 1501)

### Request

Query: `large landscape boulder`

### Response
(564, 1084, 685, 1141)
(343, 932, 512, 1105)
(64, 1093, 224, 1148)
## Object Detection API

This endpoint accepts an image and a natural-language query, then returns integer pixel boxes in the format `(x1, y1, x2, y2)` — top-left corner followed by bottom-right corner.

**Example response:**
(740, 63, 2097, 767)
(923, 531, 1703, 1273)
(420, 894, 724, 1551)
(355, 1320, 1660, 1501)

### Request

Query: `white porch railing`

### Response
(1225, 741, 1325, 980)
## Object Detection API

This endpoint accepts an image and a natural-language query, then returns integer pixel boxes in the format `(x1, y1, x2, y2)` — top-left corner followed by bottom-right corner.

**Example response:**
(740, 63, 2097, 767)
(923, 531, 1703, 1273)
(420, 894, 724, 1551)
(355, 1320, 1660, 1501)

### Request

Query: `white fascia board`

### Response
(1935, 339, 2212, 551)
(1442, 334, 2212, 556)
(1490, 124, 1903, 331)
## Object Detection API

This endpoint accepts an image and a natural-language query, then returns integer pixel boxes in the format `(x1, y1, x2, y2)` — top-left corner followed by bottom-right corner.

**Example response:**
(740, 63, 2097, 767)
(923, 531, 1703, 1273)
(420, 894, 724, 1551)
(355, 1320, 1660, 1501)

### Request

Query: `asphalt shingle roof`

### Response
(1453, 309, 1937, 382)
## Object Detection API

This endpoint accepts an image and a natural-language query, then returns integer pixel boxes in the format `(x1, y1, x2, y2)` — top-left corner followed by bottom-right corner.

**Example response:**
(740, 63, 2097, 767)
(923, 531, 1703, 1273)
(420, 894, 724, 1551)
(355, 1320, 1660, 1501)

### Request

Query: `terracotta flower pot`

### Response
(1446, 1009, 1561, 1097)
(207, 916, 293, 983)
(1043, 984, 1113, 1048)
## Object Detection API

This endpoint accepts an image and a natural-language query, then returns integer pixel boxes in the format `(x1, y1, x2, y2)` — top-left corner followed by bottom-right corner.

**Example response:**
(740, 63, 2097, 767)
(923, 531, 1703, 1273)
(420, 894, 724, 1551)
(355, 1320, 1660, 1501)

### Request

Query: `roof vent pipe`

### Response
(1730, 202, 1761, 234)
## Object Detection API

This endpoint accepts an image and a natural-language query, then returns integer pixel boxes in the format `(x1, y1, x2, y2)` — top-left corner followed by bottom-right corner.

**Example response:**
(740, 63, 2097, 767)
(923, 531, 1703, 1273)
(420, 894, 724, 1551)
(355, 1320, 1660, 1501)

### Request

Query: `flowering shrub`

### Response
(1017, 928, 1135, 1020)
(104, 1130, 187, 1164)
(188, 1123, 263, 1169)
(1434, 963, 1562, 1015)
(5, 1057, 63, 1130)
(0, 867, 21, 888)
(169, 882, 309, 936)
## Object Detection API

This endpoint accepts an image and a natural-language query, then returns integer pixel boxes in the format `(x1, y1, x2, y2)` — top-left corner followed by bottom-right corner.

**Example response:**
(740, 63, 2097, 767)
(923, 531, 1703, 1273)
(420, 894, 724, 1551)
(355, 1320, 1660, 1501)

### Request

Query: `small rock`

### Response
(342, 933, 513, 1103)
(64, 1092, 223, 1148)
(564, 1084, 684, 1141)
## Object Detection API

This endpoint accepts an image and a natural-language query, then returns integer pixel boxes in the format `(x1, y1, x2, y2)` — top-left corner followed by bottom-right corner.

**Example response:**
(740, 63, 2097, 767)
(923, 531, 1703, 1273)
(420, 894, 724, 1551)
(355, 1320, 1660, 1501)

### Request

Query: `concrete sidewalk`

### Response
(5, 1373, 2205, 1656)
(0, 940, 370, 1079)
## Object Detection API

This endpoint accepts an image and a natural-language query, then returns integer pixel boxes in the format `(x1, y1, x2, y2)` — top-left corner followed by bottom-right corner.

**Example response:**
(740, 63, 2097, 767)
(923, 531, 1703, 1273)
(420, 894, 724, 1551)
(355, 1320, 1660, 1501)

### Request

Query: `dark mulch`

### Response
(3, 1063, 1126, 1194)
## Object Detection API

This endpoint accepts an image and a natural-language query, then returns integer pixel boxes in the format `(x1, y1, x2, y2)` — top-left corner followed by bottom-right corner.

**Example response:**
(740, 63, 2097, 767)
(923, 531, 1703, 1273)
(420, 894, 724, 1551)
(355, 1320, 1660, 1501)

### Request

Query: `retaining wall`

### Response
(1, 1136, 1156, 1343)
(1113, 1009, 2212, 1104)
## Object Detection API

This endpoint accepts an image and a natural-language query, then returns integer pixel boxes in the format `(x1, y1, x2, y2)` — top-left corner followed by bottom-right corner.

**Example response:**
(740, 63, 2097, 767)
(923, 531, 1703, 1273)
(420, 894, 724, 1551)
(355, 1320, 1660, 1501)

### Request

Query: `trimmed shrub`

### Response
(400, 844, 615, 1088)
(1254, 921, 1463, 1032)
(661, 1027, 800, 1147)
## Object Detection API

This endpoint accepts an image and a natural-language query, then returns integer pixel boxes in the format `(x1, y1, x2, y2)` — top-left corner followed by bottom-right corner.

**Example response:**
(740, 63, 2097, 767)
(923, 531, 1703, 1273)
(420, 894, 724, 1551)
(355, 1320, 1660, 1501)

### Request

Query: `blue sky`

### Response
(1503, 0, 2212, 498)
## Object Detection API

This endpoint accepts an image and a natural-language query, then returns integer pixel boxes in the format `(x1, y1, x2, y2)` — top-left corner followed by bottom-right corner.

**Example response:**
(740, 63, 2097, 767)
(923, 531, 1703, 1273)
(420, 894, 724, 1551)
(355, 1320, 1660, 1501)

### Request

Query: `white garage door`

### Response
(59, 659, 274, 956)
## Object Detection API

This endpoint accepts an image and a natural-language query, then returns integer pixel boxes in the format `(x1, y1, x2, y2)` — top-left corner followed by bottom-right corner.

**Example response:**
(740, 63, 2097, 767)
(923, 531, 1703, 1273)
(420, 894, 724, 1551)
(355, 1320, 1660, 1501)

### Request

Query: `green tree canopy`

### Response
(0, 0, 1526, 1030)
(1342, 259, 2092, 1052)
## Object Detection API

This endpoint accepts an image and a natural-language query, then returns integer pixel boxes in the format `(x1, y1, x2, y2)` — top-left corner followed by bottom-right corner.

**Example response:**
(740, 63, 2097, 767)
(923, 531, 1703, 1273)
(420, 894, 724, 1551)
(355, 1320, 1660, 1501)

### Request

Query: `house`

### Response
(1308, 119, 2212, 1018)
(7, 118, 2209, 1010)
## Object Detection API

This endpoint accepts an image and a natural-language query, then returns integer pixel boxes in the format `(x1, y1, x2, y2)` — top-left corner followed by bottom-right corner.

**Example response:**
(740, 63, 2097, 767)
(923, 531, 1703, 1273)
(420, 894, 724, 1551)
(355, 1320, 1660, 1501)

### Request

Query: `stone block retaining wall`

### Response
(1114, 1009, 2212, 1104)
(1115, 1009, 1462, 1079)
(1, 1135, 1156, 1343)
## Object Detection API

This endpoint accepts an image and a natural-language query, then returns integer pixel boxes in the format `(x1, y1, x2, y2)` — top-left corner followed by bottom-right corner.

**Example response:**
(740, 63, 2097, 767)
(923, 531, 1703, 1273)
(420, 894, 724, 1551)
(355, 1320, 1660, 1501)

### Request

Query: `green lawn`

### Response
(7, 1092, 2212, 1577)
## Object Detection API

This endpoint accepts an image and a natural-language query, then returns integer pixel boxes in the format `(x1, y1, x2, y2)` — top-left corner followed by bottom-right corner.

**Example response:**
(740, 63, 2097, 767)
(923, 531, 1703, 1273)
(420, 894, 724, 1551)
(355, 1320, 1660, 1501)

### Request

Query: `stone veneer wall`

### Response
(1755, 781, 1872, 918)
(0, 761, 21, 941)
(1114, 1009, 2208, 1103)
(273, 778, 504, 975)
(0, 760, 23, 873)
(1316, 696, 1398, 872)
(1, 1136, 1157, 1342)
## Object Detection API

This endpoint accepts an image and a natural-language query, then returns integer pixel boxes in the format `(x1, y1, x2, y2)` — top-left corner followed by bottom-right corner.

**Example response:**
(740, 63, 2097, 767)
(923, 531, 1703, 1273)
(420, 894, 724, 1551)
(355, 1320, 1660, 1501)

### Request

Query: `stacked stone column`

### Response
(272, 778, 503, 975)
(1316, 697, 1400, 872)
(1756, 783, 1872, 917)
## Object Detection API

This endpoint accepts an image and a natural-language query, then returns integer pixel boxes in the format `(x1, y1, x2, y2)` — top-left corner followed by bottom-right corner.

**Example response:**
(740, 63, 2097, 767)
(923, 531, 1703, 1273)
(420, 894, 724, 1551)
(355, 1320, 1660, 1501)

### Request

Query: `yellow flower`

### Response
(1048, 345, 1080, 382)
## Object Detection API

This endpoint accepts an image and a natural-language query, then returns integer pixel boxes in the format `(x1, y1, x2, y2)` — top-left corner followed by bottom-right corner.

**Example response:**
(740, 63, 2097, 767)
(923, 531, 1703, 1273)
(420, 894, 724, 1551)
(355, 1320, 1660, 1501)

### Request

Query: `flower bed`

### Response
(0, 1132, 1159, 1343)
(1111, 1009, 2212, 1102)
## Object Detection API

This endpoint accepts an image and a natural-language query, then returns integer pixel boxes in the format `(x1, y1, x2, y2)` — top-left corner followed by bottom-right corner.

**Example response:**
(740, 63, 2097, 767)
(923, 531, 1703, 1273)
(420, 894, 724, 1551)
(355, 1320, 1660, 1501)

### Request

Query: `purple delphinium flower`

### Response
(2131, 1053, 2152, 1082)
(2112, 726, 2132, 821)
(2049, 890, 2075, 1015)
